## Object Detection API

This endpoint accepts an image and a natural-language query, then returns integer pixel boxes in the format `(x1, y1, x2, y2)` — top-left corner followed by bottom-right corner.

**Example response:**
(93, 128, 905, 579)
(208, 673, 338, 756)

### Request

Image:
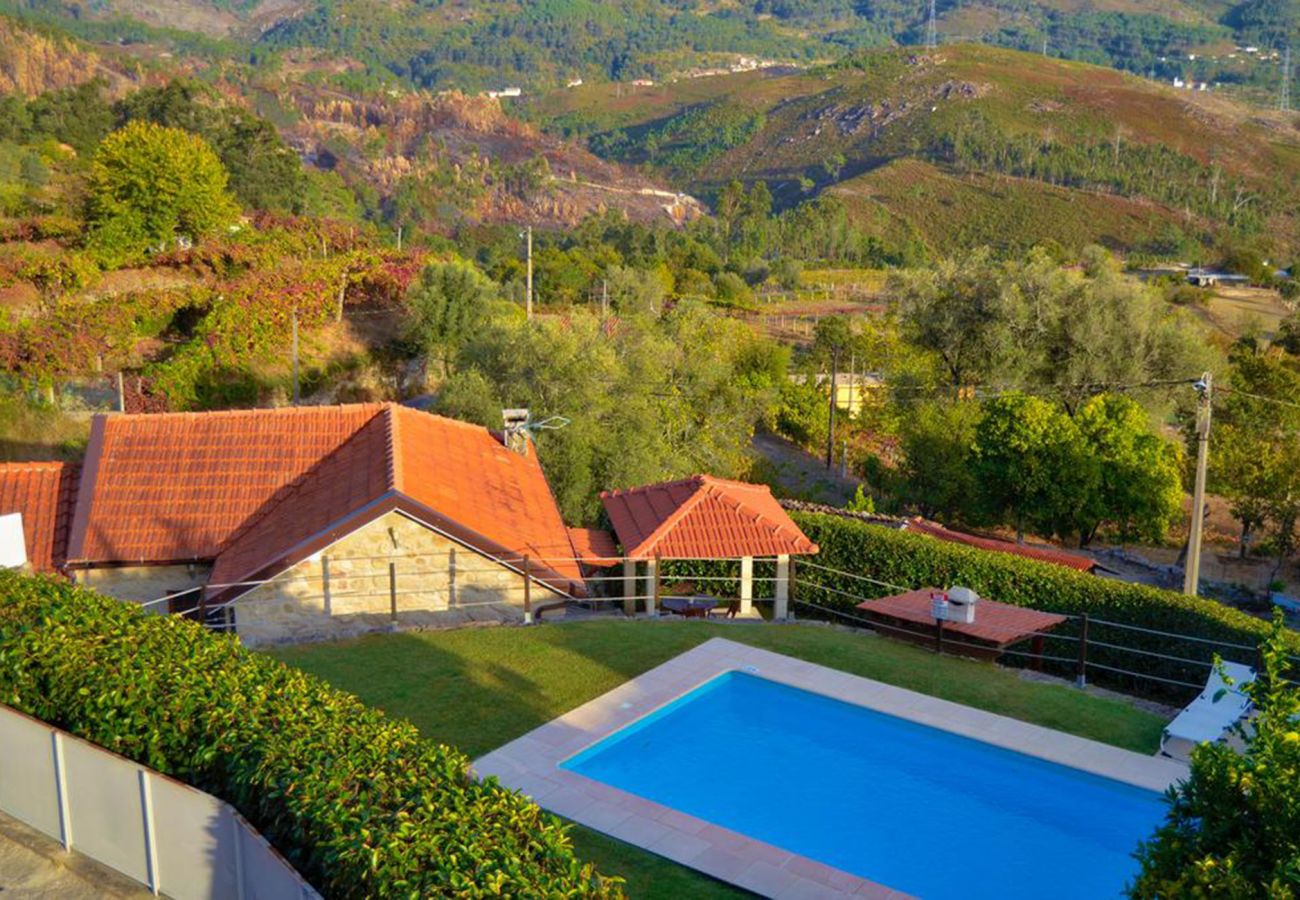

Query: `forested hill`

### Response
(533, 44, 1300, 257)
(1, 0, 1296, 93)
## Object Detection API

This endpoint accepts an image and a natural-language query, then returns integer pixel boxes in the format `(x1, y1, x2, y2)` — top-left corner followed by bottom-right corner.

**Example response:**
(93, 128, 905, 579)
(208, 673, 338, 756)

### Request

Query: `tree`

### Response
(1130, 612, 1300, 899)
(1208, 349, 1300, 560)
(87, 121, 240, 261)
(1073, 394, 1183, 545)
(897, 400, 982, 521)
(405, 259, 496, 377)
(972, 393, 1098, 542)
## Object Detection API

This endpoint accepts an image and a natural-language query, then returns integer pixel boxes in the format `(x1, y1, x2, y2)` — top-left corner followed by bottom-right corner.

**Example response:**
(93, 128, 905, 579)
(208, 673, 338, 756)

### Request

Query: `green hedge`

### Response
(0, 572, 617, 898)
(789, 512, 1299, 697)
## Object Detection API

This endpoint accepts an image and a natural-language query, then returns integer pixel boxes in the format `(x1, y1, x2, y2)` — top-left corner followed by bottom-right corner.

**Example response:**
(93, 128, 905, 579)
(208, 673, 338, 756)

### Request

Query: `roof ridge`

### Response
(386, 405, 403, 491)
(600, 474, 704, 500)
(624, 477, 709, 557)
(0, 461, 69, 470)
(99, 402, 389, 424)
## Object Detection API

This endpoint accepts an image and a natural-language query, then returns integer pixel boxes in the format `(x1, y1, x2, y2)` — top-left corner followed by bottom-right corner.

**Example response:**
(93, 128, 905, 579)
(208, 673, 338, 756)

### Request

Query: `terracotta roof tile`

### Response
(69, 403, 583, 597)
(0, 462, 78, 573)
(857, 588, 1067, 647)
(601, 475, 818, 559)
(567, 527, 620, 567)
(904, 519, 1096, 572)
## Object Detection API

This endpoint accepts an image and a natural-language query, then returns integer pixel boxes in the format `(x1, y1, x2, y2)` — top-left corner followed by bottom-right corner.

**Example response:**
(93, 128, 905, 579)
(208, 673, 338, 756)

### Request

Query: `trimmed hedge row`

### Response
(0, 572, 617, 898)
(789, 512, 1299, 697)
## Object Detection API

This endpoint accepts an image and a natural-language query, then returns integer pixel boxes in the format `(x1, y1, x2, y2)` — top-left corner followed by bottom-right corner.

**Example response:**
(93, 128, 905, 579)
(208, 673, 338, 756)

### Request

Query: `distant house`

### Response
(789, 372, 884, 414)
(1187, 268, 1250, 287)
(45, 404, 585, 644)
(566, 78, 584, 88)
(485, 87, 522, 99)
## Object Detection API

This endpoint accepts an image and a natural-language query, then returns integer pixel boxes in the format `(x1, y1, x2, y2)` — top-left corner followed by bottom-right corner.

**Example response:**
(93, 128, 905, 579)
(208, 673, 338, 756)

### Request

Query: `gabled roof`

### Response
(903, 519, 1096, 573)
(0, 462, 78, 573)
(67, 404, 583, 596)
(567, 527, 620, 567)
(601, 475, 818, 560)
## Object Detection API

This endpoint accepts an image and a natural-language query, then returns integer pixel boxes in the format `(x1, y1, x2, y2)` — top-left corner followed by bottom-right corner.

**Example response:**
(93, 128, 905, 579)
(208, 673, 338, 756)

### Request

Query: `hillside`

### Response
(533, 44, 1300, 256)
(3, 0, 1294, 92)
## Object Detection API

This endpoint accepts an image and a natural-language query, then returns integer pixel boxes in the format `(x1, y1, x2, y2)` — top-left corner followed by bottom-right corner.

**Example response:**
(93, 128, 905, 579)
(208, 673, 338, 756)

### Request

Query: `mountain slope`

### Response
(534, 44, 1300, 255)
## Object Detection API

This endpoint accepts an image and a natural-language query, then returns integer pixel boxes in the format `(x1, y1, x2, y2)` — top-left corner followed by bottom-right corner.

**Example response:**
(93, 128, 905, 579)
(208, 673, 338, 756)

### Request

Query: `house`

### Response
(789, 372, 884, 415)
(485, 87, 522, 99)
(0, 461, 79, 574)
(55, 403, 586, 644)
(1187, 268, 1250, 287)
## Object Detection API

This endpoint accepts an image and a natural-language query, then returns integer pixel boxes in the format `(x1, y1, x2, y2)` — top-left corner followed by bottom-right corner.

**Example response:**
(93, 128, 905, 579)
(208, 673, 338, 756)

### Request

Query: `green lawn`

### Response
(269, 620, 1168, 898)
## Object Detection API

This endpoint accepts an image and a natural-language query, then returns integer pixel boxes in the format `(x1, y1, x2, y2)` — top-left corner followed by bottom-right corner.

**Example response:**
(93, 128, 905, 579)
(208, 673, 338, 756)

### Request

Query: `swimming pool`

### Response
(562, 671, 1166, 899)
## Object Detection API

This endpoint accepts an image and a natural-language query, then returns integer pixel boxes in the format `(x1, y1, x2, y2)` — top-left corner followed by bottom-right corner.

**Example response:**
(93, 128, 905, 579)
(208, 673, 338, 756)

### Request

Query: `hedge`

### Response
(0, 572, 618, 898)
(788, 512, 1300, 698)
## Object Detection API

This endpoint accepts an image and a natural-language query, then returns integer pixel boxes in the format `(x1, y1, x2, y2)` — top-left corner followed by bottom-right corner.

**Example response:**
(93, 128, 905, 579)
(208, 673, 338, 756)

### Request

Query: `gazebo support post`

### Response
(644, 557, 659, 617)
(623, 558, 638, 616)
(739, 556, 754, 616)
(774, 554, 791, 620)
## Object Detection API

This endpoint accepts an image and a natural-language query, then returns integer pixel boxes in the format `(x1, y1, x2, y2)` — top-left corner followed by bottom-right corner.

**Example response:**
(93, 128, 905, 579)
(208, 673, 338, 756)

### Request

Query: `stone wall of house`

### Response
(233, 510, 558, 645)
(75, 565, 211, 613)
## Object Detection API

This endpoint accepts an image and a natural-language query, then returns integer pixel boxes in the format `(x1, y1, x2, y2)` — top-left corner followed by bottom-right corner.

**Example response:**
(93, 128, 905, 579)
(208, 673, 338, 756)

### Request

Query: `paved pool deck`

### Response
(474, 637, 1187, 899)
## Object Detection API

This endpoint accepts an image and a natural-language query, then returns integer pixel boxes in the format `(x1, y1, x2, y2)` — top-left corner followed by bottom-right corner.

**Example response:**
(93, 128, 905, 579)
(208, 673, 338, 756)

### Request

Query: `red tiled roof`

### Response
(601, 475, 818, 560)
(904, 519, 1096, 572)
(568, 527, 620, 567)
(0, 462, 78, 573)
(856, 588, 1067, 648)
(68, 404, 583, 596)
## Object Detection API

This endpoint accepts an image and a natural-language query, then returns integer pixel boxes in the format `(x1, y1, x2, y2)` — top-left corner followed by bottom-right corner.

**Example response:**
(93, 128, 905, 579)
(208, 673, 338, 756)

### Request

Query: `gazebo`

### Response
(600, 475, 819, 619)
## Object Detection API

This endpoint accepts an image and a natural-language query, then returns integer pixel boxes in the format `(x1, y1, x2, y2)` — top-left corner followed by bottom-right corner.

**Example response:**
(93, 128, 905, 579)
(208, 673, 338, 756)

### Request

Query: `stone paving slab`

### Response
(475, 638, 1186, 899)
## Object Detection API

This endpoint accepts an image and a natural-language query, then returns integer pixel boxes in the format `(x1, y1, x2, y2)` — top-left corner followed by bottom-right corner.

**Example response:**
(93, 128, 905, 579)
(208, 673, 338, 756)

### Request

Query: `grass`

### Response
(269, 619, 1166, 898)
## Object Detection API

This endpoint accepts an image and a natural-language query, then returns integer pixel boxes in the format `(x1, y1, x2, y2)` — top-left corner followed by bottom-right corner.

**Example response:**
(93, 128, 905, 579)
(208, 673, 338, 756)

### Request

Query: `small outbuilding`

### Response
(601, 475, 818, 619)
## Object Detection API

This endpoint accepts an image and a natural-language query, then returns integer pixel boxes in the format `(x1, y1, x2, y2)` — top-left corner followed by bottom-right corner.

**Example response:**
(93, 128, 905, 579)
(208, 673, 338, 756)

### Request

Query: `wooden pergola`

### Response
(600, 476, 818, 620)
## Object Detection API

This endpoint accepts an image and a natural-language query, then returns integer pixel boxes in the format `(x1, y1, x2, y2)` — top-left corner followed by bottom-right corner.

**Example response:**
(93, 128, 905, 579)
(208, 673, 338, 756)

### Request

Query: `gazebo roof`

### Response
(601, 475, 818, 560)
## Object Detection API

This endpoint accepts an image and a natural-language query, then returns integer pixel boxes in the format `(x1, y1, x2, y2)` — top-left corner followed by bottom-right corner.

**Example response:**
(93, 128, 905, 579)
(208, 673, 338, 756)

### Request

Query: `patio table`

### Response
(661, 595, 718, 618)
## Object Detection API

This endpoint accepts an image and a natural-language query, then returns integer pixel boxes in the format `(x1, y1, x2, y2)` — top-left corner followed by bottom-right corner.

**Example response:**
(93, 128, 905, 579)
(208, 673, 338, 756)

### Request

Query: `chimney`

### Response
(502, 408, 530, 455)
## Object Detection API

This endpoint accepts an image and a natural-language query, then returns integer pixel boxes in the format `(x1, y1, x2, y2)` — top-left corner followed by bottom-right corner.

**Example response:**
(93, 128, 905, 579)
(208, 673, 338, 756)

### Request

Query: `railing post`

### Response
(1076, 613, 1089, 688)
(522, 555, 532, 624)
(197, 585, 207, 627)
(935, 616, 945, 656)
(388, 561, 398, 624)
(652, 554, 662, 617)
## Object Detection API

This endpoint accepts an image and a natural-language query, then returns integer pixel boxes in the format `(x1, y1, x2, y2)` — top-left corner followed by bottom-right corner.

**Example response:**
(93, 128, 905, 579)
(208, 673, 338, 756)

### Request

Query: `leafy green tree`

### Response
(405, 259, 496, 376)
(1208, 349, 1300, 562)
(897, 400, 982, 521)
(87, 121, 240, 261)
(1130, 612, 1300, 899)
(1073, 394, 1183, 545)
(973, 393, 1098, 541)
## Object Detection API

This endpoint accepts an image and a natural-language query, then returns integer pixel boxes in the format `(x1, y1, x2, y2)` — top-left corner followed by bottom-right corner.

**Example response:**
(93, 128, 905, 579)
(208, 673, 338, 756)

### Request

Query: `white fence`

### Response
(0, 703, 320, 900)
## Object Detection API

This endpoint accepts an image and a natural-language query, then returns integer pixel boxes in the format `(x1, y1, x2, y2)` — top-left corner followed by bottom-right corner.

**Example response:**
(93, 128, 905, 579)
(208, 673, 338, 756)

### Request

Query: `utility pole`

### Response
(926, 0, 937, 50)
(524, 226, 534, 320)
(601, 278, 608, 318)
(291, 310, 300, 406)
(826, 347, 839, 470)
(1183, 373, 1213, 596)
(1282, 46, 1292, 113)
(396, 226, 403, 253)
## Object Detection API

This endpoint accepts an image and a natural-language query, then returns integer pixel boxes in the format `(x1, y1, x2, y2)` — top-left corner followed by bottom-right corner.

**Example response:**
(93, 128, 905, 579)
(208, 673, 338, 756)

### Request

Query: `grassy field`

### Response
(270, 619, 1167, 898)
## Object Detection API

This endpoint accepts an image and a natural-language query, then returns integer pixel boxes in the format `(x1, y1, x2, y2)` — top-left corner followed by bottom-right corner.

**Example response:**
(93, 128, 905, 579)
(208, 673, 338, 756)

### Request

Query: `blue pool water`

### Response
(562, 672, 1166, 899)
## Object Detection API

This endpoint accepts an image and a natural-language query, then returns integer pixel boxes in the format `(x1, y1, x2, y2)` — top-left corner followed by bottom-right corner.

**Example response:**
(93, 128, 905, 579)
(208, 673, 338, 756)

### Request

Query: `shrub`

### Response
(0, 572, 617, 898)
(1130, 612, 1300, 898)
(788, 512, 1298, 697)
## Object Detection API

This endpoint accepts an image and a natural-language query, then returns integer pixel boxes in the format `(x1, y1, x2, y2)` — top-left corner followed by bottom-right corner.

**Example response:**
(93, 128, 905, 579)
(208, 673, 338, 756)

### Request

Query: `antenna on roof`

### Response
(502, 409, 570, 455)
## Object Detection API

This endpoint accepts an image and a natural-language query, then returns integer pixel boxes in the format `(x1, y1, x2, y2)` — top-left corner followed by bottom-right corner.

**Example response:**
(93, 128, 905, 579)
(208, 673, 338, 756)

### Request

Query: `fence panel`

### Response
(0, 703, 318, 899)
(0, 709, 61, 838)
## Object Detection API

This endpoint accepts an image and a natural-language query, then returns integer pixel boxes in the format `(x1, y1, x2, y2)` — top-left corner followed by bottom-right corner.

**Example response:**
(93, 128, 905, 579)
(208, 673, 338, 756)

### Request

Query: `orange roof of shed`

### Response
(601, 475, 818, 560)
(68, 404, 583, 596)
(0, 462, 78, 573)
(904, 519, 1096, 572)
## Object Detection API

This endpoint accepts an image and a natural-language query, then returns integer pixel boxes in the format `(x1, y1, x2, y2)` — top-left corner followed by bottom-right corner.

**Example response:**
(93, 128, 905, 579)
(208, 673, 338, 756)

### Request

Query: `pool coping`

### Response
(473, 637, 1186, 899)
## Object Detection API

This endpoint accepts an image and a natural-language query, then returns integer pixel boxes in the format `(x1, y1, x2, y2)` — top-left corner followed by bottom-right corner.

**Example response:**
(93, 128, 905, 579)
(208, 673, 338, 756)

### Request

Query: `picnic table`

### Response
(856, 587, 1067, 665)
(661, 595, 718, 618)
